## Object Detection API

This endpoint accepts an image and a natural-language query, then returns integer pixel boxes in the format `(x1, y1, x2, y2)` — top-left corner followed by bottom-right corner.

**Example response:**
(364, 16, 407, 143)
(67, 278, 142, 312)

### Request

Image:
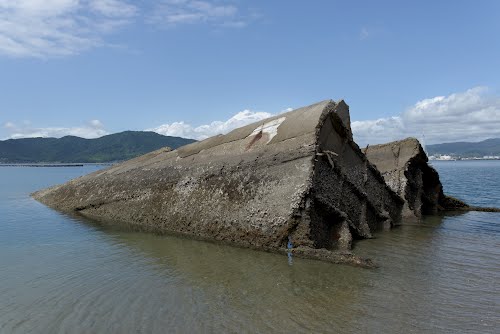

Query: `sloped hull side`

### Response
(304, 111, 403, 251)
(33, 102, 334, 252)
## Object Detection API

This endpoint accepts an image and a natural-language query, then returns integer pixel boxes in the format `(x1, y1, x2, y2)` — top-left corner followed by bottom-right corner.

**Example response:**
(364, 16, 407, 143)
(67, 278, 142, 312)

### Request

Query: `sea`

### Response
(0, 160, 499, 333)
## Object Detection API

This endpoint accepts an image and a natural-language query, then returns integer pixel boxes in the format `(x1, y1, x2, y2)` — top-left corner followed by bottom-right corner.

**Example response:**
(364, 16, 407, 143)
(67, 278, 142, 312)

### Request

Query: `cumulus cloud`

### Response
(150, 0, 251, 27)
(148, 109, 275, 140)
(352, 87, 500, 146)
(3, 119, 108, 139)
(0, 0, 137, 58)
(0, 1, 258, 57)
(359, 27, 370, 40)
(6, 87, 497, 146)
(89, 0, 137, 18)
(150, 88, 500, 146)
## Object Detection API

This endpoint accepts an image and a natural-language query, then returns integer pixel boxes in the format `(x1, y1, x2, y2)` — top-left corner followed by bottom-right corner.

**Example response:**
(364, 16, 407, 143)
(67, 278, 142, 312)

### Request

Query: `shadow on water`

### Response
(58, 212, 370, 333)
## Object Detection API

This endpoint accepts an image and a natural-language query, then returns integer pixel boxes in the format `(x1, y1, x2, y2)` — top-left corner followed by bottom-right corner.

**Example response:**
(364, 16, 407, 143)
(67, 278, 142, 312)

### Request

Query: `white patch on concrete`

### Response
(248, 117, 286, 143)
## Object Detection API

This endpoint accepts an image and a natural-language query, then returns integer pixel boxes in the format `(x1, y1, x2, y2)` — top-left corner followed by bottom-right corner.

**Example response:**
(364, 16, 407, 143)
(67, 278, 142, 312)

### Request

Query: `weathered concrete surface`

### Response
(364, 137, 500, 219)
(33, 100, 403, 266)
(364, 138, 440, 219)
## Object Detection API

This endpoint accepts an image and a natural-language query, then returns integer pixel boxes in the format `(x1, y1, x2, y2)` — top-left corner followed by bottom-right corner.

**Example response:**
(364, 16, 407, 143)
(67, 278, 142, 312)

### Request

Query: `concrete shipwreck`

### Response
(364, 138, 500, 217)
(33, 99, 488, 266)
(364, 138, 465, 220)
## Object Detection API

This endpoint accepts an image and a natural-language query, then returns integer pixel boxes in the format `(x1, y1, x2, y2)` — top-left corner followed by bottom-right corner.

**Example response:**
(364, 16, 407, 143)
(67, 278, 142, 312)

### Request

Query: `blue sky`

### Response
(1, 0, 500, 145)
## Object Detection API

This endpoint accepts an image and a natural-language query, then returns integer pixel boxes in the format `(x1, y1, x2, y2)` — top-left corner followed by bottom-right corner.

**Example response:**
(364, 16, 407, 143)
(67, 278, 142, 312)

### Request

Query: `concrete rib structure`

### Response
(33, 100, 404, 266)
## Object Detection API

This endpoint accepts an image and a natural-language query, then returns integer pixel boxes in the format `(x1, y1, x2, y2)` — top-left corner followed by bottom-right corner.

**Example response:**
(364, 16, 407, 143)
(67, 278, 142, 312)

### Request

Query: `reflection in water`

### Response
(287, 236, 293, 266)
(1, 163, 500, 333)
(83, 218, 365, 333)
(353, 213, 500, 333)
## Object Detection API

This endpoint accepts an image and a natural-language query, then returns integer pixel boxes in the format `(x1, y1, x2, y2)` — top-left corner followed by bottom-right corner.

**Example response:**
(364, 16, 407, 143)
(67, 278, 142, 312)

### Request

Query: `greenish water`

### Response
(0, 161, 499, 333)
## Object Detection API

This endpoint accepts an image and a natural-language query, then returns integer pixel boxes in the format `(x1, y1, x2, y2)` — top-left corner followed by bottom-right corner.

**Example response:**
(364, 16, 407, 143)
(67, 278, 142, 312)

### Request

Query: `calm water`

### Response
(0, 161, 499, 333)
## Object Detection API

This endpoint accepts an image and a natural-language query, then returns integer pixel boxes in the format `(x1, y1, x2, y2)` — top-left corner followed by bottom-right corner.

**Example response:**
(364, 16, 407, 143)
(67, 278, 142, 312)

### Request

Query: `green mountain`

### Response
(426, 138, 500, 157)
(0, 131, 196, 163)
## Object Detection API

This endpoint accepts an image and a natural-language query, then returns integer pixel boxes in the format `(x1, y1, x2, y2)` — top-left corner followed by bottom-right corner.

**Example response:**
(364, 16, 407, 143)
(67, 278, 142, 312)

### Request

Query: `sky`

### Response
(1, 0, 500, 145)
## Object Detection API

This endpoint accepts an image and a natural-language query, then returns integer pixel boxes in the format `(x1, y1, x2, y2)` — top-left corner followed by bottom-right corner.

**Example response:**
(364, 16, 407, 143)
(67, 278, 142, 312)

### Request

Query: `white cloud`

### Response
(360, 27, 370, 40)
(3, 119, 108, 139)
(352, 87, 500, 146)
(3, 121, 15, 129)
(8, 88, 498, 147)
(89, 0, 137, 17)
(0, 1, 259, 57)
(2, 105, 291, 141)
(151, 0, 249, 27)
(148, 109, 274, 140)
(0, 0, 137, 58)
(359, 26, 385, 40)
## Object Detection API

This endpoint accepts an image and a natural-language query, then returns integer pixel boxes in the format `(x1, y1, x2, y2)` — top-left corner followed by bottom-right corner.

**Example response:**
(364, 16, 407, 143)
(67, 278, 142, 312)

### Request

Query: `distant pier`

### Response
(0, 164, 84, 167)
(0, 163, 114, 167)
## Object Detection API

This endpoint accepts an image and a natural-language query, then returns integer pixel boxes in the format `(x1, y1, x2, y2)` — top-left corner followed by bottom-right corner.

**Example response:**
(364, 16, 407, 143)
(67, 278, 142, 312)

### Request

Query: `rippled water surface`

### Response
(0, 161, 499, 333)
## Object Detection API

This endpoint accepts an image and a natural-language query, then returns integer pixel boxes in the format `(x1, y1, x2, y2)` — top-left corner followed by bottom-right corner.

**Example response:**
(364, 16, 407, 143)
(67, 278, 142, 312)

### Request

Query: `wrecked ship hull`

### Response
(33, 100, 403, 265)
(364, 138, 474, 220)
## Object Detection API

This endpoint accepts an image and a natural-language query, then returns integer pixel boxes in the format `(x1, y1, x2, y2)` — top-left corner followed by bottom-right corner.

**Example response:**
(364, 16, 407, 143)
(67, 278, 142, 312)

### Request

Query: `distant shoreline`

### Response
(430, 158, 500, 162)
(0, 163, 114, 167)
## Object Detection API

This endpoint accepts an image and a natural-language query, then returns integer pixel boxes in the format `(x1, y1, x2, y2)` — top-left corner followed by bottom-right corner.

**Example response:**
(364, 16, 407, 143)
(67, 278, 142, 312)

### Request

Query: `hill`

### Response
(0, 131, 196, 163)
(426, 138, 500, 158)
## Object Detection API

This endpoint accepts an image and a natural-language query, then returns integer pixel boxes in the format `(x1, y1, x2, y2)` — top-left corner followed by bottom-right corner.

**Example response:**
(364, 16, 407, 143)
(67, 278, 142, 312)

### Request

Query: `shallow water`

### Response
(0, 161, 499, 333)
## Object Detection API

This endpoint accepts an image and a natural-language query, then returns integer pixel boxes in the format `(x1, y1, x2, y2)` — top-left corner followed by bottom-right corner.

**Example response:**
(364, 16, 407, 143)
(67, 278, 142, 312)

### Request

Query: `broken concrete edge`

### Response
(315, 102, 405, 206)
(364, 137, 432, 214)
(287, 247, 377, 269)
(365, 138, 455, 219)
(467, 207, 500, 212)
(430, 165, 500, 212)
(438, 194, 469, 211)
(440, 195, 500, 212)
(439, 194, 500, 212)
(278, 101, 404, 250)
